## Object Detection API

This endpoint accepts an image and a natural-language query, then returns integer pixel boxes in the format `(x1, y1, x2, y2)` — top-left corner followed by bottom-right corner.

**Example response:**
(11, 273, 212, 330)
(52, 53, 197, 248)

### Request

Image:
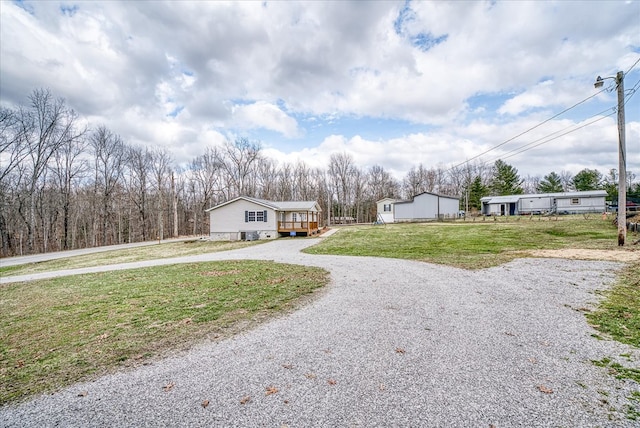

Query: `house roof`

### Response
(376, 197, 398, 204)
(206, 196, 321, 212)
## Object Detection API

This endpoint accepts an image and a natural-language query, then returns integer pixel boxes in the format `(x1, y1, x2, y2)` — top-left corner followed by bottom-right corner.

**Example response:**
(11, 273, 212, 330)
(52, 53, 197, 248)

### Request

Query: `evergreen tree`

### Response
(572, 168, 602, 191)
(468, 175, 488, 211)
(537, 171, 564, 193)
(490, 160, 523, 195)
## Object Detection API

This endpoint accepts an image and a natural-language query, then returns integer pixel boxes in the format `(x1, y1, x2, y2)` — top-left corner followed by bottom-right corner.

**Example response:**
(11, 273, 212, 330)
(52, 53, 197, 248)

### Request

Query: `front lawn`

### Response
(0, 260, 329, 404)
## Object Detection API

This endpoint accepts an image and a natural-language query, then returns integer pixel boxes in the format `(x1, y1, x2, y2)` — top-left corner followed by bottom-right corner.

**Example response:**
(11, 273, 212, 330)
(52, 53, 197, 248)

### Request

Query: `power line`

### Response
(497, 113, 615, 162)
(481, 76, 639, 166)
(449, 87, 609, 171)
(448, 60, 640, 173)
(484, 108, 617, 164)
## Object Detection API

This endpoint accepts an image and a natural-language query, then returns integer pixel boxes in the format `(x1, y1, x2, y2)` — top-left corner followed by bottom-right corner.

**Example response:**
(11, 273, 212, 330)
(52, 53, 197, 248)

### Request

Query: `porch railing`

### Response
(278, 221, 319, 231)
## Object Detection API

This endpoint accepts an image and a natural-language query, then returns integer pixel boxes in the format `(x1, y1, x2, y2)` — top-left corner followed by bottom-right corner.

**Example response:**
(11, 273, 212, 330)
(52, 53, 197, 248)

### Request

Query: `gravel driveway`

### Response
(1, 235, 639, 427)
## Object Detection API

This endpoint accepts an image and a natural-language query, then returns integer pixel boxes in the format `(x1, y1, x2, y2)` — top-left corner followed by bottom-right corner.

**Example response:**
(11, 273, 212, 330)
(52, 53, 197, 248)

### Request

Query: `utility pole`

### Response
(616, 71, 626, 246)
(595, 71, 627, 246)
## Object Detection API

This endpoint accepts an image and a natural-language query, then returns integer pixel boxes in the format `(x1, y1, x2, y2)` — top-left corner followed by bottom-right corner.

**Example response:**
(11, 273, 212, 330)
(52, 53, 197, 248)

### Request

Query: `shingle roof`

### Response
(206, 196, 321, 212)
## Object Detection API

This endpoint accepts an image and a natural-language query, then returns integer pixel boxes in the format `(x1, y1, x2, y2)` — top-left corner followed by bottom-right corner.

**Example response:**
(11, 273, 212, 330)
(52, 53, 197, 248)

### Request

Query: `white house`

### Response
(481, 190, 607, 216)
(206, 196, 322, 241)
(376, 192, 460, 223)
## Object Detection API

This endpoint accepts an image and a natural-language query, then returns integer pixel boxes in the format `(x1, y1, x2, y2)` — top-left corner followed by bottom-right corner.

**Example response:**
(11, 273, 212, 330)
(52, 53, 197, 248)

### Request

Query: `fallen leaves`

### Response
(538, 385, 553, 394)
(201, 400, 209, 408)
(240, 395, 251, 404)
(327, 379, 337, 385)
(305, 373, 317, 379)
(77, 391, 88, 397)
(395, 348, 406, 354)
(265, 386, 279, 395)
(163, 382, 175, 392)
(201, 269, 240, 277)
(282, 364, 293, 369)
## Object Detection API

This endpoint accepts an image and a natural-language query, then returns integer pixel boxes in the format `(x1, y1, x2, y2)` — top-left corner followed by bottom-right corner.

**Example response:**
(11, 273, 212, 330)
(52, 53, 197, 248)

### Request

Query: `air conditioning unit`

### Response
(245, 231, 259, 241)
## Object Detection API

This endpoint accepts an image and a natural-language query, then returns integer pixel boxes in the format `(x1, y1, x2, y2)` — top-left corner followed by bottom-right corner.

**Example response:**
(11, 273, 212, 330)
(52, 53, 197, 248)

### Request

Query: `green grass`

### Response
(0, 240, 260, 277)
(305, 217, 619, 269)
(587, 263, 640, 348)
(591, 357, 640, 383)
(0, 260, 329, 404)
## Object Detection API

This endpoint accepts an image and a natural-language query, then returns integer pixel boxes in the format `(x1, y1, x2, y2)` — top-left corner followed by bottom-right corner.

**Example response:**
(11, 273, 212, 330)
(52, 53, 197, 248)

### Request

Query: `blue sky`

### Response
(1, 0, 639, 180)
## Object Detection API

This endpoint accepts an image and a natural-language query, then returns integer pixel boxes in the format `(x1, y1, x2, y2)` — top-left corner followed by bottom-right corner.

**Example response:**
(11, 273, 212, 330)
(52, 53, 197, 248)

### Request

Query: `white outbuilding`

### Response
(480, 190, 607, 216)
(376, 192, 460, 223)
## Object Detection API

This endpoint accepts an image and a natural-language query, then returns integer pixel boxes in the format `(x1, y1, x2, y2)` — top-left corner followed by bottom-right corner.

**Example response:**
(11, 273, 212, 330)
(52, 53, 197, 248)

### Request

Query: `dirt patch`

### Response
(526, 248, 640, 262)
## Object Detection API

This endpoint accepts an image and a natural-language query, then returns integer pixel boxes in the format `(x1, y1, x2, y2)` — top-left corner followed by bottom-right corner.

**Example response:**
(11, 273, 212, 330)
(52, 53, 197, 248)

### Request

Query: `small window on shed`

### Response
(384, 204, 392, 212)
(571, 198, 580, 205)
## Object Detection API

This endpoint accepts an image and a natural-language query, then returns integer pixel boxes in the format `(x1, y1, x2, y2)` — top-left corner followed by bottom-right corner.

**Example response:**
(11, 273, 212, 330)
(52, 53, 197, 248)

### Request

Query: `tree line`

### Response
(1, 89, 638, 256)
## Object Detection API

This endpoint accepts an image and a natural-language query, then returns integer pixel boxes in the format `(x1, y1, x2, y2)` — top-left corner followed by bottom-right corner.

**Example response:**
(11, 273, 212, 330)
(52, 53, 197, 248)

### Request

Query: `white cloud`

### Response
(1, 0, 638, 182)
(231, 102, 300, 138)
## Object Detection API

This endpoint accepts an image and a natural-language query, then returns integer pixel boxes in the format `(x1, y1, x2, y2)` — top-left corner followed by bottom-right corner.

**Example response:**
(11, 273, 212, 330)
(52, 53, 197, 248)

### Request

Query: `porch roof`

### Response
(482, 196, 521, 204)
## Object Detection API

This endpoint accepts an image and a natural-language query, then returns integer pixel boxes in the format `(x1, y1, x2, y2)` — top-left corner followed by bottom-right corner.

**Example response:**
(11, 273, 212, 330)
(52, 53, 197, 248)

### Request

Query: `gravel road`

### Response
(1, 235, 639, 427)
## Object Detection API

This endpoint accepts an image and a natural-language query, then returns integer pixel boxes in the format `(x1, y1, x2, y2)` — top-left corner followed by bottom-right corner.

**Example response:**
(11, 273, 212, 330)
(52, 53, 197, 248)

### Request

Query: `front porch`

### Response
(277, 221, 320, 236)
(277, 209, 321, 236)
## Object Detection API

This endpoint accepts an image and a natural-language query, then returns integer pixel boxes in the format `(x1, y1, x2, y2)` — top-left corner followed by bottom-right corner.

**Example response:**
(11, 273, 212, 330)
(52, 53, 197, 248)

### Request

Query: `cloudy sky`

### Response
(1, 0, 639, 180)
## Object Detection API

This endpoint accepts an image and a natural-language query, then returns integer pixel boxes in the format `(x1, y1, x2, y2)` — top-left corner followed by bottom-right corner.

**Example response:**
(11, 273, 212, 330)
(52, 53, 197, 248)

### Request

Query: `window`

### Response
(571, 198, 580, 205)
(245, 210, 268, 222)
(292, 213, 298, 222)
(384, 204, 392, 212)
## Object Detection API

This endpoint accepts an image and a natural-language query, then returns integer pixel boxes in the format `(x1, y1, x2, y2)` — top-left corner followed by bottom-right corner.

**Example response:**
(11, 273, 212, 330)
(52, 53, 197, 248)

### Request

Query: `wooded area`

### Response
(1, 89, 638, 256)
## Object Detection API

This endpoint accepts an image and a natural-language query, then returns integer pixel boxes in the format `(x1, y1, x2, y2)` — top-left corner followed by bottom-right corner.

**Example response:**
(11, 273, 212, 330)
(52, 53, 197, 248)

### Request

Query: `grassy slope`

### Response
(0, 240, 260, 277)
(0, 260, 329, 404)
(305, 217, 618, 269)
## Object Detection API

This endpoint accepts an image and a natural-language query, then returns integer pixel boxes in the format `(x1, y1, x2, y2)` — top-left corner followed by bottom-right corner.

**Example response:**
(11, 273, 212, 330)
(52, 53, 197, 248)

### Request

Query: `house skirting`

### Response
(210, 230, 278, 241)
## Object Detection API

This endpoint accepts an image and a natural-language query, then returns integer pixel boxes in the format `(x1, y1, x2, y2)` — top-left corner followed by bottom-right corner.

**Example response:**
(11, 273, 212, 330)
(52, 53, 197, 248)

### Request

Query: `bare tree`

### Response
(91, 125, 126, 246)
(22, 89, 81, 252)
(0, 107, 31, 184)
(559, 170, 574, 191)
(51, 124, 89, 249)
(367, 165, 400, 213)
(275, 162, 294, 201)
(150, 147, 172, 240)
(189, 146, 224, 234)
(255, 157, 278, 200)
(328, 152, 356, 222)
(126, 146, 152, 241)
(219, 138, 261, 198)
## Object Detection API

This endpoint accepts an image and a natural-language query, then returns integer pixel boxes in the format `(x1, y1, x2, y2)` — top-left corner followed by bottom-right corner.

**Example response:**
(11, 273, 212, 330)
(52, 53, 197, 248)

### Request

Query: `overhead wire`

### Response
(449, 56, 640, 173)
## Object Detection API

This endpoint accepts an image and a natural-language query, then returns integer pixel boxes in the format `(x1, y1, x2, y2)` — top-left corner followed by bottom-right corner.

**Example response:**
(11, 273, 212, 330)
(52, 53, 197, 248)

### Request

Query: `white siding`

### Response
(395, 193, 459, 221)
(209, 199, 278, 240)
(556, 196, 606, 212)
(376, 198, 396, 223)
(519, 197, 553, 213)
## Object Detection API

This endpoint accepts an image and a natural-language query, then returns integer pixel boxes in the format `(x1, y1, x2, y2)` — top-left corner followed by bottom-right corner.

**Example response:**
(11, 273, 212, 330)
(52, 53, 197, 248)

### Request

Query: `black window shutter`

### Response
(245, 210, 248, 222)
(264, 210, 268, 222)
